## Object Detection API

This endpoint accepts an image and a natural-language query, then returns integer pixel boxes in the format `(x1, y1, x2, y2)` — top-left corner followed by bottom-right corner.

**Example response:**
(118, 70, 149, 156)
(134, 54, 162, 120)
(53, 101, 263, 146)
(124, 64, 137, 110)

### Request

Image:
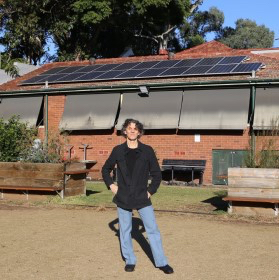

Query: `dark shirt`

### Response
(126, 147, 138, 178)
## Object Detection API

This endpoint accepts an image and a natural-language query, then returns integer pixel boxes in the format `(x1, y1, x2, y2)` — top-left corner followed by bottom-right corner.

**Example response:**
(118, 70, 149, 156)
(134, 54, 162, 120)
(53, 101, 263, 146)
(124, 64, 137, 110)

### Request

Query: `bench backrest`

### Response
(161, 159, 206, 171)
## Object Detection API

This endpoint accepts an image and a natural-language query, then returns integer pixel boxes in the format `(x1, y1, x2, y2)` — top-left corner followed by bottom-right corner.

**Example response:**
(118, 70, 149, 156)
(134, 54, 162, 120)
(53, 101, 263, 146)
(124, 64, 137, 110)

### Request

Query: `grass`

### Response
(48, 182, 228, 214)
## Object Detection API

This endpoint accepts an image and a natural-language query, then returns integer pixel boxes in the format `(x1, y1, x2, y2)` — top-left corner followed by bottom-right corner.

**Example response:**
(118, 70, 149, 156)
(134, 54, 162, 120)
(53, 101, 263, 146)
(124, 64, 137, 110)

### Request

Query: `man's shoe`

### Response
(125, 264, 135, 272)
(159, 264, 174, 274)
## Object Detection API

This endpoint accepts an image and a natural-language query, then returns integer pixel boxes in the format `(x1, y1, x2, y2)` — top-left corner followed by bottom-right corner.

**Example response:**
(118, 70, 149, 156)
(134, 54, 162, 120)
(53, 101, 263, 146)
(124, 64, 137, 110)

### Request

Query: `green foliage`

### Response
(0, 116, 69, 163)
(0, 0, 196, 59)
(0, 0, 49, 65)
(180, 6, 224, 49)
(0, 116, 37, 162)
(245, 118, 279, 168)
(0, 52, 26, 77)
(22, 131, 70, 163)
(220, 19, 274, 49)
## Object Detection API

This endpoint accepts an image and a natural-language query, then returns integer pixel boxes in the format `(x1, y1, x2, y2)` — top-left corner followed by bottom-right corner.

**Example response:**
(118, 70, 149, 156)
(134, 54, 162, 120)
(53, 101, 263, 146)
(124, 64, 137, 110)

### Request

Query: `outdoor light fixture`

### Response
(138, 86, 149, 97)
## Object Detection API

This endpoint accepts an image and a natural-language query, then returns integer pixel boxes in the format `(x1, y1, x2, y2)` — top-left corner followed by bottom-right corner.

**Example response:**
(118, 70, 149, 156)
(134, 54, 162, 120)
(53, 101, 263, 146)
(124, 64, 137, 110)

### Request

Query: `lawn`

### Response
(49, 182, 228, 214)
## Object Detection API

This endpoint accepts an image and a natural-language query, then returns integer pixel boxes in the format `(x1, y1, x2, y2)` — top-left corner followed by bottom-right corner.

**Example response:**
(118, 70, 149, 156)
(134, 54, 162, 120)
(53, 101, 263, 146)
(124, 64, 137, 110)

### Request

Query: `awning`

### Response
(179, 88, 250, 129)
(0, 96, 43, 126)
(116, 90, 183, 129)
(60, 93, 120, 130)
(254, 87, 279, 129)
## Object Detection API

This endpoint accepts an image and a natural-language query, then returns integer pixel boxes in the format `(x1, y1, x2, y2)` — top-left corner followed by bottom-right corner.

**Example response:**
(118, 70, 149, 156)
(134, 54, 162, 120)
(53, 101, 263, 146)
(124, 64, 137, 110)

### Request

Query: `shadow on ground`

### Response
(202, 191, 228, 212)
(86, 190, 101, 196)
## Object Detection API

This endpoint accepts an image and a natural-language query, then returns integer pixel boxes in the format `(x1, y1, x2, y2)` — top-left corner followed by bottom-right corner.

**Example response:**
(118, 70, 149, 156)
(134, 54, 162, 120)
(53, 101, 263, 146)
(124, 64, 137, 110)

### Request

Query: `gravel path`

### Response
(1, 204, 279, 280)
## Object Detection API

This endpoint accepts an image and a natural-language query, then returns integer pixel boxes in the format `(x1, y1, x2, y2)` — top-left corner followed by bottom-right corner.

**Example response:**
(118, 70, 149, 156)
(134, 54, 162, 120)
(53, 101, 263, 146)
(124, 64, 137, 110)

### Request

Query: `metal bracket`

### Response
(228, 201, 233, 214)
(275, 203, 278, 216)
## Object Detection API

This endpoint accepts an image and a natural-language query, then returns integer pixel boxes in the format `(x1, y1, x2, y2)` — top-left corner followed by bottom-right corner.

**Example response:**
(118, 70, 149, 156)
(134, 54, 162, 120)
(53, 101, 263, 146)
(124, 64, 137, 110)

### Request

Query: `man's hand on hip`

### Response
(110, 184, 118, 194)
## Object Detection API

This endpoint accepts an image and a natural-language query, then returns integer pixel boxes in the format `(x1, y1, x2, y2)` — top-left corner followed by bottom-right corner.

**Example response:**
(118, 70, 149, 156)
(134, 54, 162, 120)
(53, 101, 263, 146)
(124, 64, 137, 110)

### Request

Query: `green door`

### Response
(212, 150, 247, 185)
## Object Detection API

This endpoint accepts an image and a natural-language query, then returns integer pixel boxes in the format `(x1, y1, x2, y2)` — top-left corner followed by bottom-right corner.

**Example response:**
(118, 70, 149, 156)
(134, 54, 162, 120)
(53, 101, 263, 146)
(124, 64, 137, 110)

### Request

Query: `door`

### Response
(212, 150, 247, 185)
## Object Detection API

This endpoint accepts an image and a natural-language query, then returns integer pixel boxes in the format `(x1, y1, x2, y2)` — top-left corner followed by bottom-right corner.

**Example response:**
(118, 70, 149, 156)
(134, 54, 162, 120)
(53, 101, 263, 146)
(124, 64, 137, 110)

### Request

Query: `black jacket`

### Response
(102, 141, 162, 209)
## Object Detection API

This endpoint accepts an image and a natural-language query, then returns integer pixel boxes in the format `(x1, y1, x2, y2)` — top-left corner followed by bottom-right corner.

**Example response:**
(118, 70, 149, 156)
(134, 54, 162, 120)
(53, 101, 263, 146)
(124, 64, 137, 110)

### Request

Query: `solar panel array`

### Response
(21, 56, 264, 85)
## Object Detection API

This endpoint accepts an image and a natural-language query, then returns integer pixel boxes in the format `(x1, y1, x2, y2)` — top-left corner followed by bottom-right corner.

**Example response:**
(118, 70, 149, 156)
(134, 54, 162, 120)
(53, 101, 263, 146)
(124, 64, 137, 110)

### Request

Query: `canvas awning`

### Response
(116, 90, 183, 130)
(60, 93, 120, 130)
(254, 87, 279, 129)
(0, 96, 43, 126)
(179, 88, 250, 129)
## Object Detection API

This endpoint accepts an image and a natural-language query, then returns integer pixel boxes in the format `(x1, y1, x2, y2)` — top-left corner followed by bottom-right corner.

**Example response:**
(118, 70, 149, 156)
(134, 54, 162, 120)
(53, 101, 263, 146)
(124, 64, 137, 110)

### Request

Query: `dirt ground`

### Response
(1, 203, 279, 280)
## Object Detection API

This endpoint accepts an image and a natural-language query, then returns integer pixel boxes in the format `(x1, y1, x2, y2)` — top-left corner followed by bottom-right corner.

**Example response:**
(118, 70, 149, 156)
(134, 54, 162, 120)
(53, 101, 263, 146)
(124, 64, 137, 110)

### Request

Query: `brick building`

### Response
(1, 41, 279, 185)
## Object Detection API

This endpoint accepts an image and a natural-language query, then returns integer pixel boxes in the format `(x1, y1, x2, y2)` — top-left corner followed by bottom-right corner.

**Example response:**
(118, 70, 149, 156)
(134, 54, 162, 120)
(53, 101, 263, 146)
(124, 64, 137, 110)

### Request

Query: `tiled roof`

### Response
(1, 40, 279, 92)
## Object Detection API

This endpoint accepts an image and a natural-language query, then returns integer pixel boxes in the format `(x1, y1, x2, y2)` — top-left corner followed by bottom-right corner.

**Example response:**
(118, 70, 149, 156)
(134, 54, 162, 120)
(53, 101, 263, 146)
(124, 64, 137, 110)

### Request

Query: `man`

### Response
(102, 118, 174, 274)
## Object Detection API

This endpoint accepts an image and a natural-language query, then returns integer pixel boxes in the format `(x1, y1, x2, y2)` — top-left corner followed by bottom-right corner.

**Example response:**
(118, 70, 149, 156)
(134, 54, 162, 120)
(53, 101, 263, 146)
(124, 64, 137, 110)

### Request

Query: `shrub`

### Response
(0, 116, 69, 163)
(245, 117, 279, 168)
(0, 116, 37, 162)
(21, 130, 70, 163)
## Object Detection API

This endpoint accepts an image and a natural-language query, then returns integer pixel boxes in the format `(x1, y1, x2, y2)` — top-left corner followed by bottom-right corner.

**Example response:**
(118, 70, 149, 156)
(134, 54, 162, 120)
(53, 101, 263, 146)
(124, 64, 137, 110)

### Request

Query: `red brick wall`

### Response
(46, 95, 250, 184)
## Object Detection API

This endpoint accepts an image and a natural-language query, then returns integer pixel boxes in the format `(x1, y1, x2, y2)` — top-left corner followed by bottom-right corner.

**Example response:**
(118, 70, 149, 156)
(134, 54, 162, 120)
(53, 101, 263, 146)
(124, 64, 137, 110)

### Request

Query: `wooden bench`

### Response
(161, 159, 206, 185)
(223, 196, 279, 216)
(0, 185, 64, 199)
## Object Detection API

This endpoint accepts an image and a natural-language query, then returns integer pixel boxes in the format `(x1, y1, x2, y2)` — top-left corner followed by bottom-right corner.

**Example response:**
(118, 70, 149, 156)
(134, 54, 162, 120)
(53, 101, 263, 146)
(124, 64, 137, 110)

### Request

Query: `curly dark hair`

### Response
(121, 119, 144, 139)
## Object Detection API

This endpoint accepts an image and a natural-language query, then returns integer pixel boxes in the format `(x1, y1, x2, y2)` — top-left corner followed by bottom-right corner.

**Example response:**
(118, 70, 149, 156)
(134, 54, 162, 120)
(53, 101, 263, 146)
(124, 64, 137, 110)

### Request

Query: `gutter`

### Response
(1, 78, 279, 97)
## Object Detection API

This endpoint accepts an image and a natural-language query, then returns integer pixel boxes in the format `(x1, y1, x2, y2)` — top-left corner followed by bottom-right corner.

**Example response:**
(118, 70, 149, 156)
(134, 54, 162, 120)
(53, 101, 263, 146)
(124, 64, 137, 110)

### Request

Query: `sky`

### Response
(200, 0, 279, 47)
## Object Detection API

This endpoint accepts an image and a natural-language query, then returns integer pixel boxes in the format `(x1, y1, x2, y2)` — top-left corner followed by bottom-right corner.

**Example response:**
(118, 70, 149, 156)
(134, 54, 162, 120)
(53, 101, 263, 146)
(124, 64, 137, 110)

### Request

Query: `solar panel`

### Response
(184, 65, 213, 75)
(95, 64, 120, 71)
(21, 75, 49, 84)
(75, 65, 104, 73)
(196, 57, 224, 66)
(158, 67, 190, 76)
(57, 66, 85, 74)
(207, 64, 238, 74)
(95, 70, 123, 80)
(231, 63, 262, 73)
(116, 69, 146, 78)
(132, 61, 161, 69)
(57, 73, 85, 82)
(174, 59, 201, 67)
(75, 71, 105, 80)
(42, 67, 69, 75)
(137, 68, 168, 77)
(219, 56, 247, 64)
(152, 60, 180, 68)
(43, 74, 69, 82)
(20, 55, 264, 85)
(32, 75, 52, 83)
(113, 62, 140, 71)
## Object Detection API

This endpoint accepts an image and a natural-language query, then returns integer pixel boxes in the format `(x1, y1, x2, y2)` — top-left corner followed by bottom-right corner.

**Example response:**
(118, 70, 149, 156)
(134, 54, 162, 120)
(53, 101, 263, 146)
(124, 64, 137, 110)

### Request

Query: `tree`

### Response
(0, 0, 49, 65)
(0, 0, 206, 60)
(0, 52, 24, 77)
(220, 19, 274, 49)
(178, 6, 224, 49)
(49, 0, 206, 58)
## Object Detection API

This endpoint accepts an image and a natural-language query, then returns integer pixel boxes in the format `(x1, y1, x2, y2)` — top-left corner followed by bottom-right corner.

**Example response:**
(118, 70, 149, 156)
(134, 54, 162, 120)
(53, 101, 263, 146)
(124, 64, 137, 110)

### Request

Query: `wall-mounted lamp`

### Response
(138, 85, 149, 97)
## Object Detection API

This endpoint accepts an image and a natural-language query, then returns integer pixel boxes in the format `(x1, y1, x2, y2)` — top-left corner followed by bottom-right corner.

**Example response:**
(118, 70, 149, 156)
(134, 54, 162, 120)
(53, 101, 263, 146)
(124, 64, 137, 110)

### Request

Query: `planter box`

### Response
(64, 162, 87, 196)
(0, 161, 87, 200)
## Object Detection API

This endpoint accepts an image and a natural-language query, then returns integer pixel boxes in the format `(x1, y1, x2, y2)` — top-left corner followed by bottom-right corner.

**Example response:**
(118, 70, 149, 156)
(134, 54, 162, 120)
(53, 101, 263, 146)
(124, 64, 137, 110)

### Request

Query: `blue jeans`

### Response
(117, 205, 168, 267)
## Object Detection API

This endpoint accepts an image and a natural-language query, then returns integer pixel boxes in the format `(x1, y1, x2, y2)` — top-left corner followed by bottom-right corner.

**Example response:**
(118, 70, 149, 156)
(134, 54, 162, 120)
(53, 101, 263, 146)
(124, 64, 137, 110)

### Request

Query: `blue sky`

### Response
(200, 0, 279, 47)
